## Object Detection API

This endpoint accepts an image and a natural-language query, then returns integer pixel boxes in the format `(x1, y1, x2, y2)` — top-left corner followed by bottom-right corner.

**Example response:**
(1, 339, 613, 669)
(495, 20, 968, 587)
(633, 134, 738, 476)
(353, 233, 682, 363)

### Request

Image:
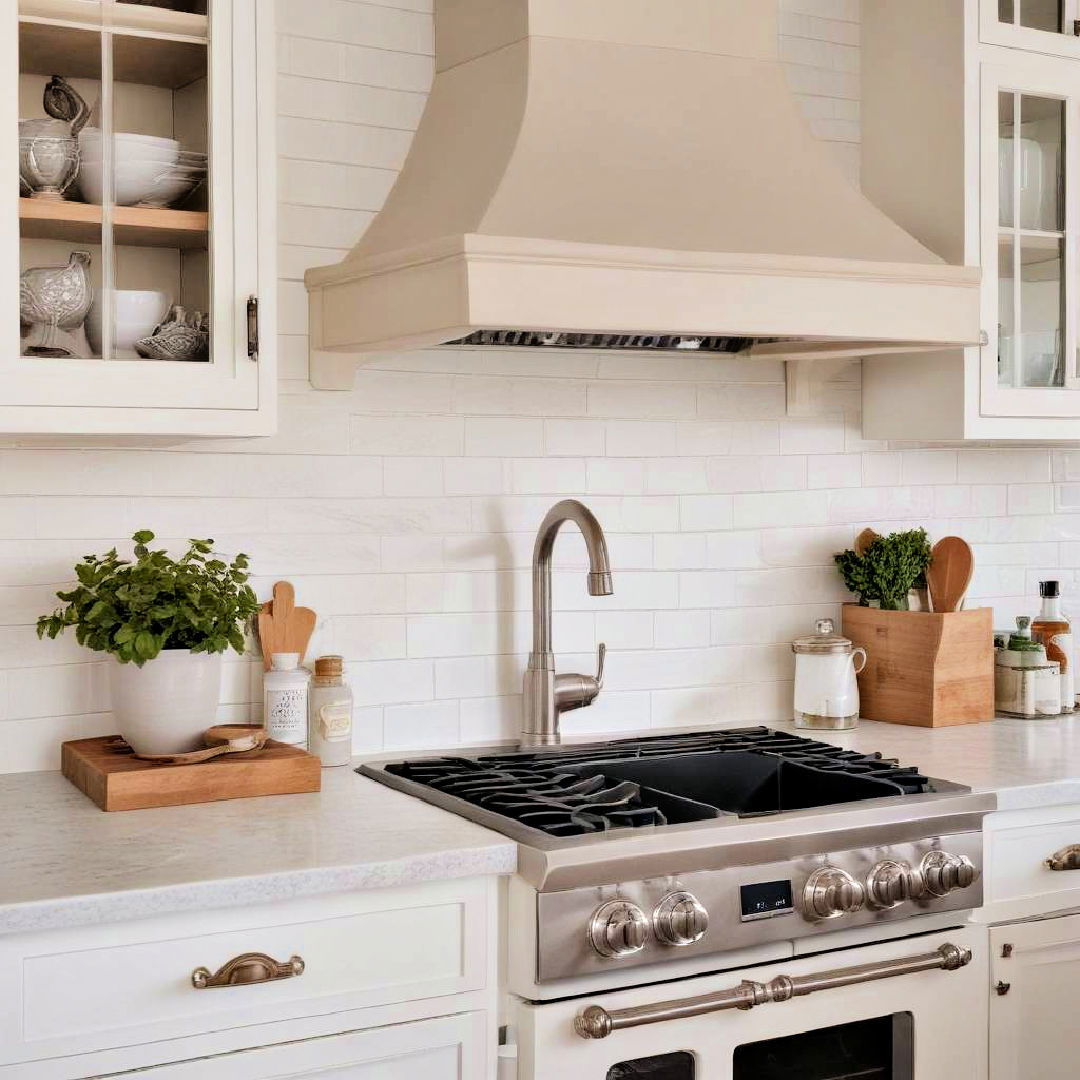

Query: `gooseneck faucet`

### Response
(522, 499, 613, 745)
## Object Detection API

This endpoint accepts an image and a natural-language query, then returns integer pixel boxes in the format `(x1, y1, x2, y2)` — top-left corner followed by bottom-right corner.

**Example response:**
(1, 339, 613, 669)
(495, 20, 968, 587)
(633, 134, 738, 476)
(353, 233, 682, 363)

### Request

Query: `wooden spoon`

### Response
(133, 725, 267, 765)
(926, 536, 974, 613)
(855, 528, 880, 556)
(258, 581, 317, 671)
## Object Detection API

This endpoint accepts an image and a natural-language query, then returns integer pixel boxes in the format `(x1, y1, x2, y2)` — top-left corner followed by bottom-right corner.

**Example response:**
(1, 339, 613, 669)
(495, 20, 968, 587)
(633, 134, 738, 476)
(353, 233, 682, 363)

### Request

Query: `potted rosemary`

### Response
(37, 531, 259, 755)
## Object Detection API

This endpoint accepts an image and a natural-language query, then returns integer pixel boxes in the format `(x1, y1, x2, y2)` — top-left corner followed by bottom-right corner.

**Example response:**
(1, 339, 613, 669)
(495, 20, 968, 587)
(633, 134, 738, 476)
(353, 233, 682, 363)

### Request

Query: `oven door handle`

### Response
(574, 942, 971, 1040)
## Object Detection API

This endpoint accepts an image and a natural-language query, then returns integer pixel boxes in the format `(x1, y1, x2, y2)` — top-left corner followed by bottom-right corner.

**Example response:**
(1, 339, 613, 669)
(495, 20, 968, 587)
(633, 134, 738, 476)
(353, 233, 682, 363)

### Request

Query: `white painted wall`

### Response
(0, 1, 1073, 772)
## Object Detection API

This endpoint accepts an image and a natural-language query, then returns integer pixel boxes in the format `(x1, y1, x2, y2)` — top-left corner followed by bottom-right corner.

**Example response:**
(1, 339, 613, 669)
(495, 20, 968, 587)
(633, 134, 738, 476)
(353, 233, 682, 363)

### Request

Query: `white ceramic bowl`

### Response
(77, 154, 182, 205)
(80, 128, 180, 151)
(86, 290, 171, 356)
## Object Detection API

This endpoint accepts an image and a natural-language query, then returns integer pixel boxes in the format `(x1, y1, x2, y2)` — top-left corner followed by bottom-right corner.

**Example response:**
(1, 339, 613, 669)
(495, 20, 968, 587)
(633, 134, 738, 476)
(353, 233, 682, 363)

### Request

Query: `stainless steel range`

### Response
(361, 503, 993, 1078)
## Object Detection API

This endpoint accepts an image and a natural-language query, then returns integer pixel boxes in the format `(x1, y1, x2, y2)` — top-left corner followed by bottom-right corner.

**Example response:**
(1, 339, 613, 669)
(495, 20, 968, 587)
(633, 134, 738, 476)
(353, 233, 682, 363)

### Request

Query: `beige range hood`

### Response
(305, 0, 980, 388)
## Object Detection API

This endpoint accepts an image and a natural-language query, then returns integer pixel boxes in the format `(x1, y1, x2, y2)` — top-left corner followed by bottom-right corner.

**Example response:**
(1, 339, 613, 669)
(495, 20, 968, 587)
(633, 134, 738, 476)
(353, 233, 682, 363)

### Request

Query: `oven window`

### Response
(734, 1014, 914, 1079)
(608, 1051, 695, 1079)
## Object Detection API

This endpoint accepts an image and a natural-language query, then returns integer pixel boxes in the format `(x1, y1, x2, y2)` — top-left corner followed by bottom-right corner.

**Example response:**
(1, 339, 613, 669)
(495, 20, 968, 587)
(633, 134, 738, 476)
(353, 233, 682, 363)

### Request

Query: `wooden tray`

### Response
(62, 733, 321, 811)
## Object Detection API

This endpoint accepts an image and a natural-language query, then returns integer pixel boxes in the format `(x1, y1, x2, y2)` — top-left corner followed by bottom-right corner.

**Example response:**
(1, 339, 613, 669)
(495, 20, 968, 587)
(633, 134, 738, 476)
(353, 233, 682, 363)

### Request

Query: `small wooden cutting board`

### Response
(258, 580, 317, 670)
(62, 732, 321, 811)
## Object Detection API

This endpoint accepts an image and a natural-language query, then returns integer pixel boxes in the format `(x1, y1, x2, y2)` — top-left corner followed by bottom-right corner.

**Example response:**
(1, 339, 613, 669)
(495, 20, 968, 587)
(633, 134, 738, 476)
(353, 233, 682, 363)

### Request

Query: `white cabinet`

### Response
(861, 0, 1080, 440)
(0, 0, 276, 436)
(989, 914, 1080, 1080)
(116, 1012, 487, 1080)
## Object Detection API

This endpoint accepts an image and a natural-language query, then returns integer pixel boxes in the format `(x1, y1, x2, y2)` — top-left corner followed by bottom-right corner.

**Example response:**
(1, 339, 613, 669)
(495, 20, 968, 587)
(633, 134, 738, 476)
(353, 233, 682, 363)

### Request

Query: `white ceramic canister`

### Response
(791, 618, 867, 731)
(263, 652, 310, 748)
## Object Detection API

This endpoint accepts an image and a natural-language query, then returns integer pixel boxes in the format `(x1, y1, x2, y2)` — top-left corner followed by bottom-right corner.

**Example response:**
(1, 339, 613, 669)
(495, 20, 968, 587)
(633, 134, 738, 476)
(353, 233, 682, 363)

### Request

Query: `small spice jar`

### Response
(308, 655, 354, 767)
(791, 619, 867, 731)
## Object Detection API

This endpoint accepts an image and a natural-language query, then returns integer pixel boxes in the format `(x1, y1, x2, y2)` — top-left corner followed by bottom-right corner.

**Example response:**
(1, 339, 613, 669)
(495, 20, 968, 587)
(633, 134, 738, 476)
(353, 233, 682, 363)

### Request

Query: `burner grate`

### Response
(382, 727, 934, 838)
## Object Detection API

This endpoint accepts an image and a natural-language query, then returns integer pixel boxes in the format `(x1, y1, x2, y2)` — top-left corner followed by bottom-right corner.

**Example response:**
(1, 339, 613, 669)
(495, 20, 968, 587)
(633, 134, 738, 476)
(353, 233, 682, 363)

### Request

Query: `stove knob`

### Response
(653, 891, 709, 947)
(803, 866, 866, 920)
(920, 851, 979, 897)
(588, 899, 649, 959)
(865, 860, 922, 909)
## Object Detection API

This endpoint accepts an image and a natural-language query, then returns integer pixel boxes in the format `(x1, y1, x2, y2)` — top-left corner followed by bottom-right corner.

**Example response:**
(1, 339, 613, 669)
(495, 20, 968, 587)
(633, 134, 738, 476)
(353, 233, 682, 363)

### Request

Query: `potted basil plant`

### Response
(37, 531, 259, 755)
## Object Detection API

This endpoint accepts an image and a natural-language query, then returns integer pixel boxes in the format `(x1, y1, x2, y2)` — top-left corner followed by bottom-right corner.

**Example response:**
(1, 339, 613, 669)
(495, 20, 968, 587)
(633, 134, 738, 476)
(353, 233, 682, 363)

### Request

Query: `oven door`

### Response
(513, 927, 987, 1080)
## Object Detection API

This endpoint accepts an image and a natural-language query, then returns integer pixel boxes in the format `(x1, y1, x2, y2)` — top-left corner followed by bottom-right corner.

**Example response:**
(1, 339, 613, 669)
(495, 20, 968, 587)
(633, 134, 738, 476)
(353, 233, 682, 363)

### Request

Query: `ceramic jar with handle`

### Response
(792, 618, 867, 731)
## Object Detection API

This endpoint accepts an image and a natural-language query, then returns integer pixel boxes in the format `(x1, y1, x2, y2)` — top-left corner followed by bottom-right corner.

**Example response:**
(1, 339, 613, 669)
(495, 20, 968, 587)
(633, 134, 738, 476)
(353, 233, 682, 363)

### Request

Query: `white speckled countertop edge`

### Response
(0, 766, 517, 936)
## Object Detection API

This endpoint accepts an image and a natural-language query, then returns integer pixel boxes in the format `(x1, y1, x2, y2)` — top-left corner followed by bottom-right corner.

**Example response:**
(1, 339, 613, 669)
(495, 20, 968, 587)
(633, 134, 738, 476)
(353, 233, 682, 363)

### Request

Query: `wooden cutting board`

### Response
(258, 580, 317, 670)
(62, 732, 321, 812)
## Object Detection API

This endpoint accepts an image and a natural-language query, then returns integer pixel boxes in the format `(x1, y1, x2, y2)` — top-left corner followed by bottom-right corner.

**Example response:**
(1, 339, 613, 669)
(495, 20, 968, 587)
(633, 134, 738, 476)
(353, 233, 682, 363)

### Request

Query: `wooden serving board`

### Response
(62, 732, 321, 812)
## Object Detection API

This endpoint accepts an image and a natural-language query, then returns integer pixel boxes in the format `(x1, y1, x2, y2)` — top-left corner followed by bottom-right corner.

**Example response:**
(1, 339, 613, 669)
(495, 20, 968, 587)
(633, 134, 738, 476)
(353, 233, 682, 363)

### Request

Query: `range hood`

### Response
(305, 0, 980, 385)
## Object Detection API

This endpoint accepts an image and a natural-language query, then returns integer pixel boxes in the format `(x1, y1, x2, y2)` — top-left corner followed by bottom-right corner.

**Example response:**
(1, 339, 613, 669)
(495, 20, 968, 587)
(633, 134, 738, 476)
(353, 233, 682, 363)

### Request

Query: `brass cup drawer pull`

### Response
(191, 952, 305, 989)
(1045, 845, 1080, 871)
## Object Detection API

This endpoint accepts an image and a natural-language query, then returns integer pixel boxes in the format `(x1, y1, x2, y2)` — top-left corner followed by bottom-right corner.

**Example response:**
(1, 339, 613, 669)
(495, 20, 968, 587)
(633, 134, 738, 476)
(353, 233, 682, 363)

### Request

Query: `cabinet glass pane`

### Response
(106, 28, 210, 362)
(18, 24, 102, 359)
(1020, 237, 1065, 387)
(1019, 95, 1064, 231)
(1001, 0, 1065, 30)
(1000, 92, 1016, 227)
(999, 235, 1017, 386)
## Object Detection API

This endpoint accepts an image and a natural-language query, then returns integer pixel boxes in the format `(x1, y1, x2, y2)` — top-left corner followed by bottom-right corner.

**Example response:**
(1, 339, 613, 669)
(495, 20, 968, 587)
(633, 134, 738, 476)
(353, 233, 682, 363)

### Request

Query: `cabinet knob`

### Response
(192, 952, 305, 989)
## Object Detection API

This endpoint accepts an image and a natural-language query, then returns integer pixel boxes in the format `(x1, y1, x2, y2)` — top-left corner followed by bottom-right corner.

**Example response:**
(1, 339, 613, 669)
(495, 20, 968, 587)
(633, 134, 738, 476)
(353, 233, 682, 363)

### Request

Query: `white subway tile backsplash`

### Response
(4, 0, 1075, 771)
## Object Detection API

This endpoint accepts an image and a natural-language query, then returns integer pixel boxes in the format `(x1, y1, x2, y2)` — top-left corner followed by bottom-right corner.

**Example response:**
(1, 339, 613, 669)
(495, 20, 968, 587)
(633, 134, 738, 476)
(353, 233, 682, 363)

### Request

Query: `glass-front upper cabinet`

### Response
(983, 0, 1080, 58)
(981, 56, 1080, 417)
(0, 0, 275, 436)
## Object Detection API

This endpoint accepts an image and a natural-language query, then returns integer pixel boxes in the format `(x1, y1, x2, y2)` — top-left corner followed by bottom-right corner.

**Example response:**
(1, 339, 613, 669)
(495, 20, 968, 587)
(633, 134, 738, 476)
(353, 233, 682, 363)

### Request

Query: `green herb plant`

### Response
(37, 530, 259, 665)
(834, 528, 932, 611)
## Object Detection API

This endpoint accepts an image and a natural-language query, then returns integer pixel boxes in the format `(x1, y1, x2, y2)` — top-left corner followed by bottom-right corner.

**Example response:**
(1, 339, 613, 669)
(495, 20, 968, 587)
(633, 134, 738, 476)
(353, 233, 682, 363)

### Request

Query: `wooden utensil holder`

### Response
(841, 604, 994, 727)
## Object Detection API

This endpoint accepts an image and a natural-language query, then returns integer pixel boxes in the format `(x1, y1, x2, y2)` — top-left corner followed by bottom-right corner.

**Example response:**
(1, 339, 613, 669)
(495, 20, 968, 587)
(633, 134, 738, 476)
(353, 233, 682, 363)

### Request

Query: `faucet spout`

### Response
(523, 500, 613, 745)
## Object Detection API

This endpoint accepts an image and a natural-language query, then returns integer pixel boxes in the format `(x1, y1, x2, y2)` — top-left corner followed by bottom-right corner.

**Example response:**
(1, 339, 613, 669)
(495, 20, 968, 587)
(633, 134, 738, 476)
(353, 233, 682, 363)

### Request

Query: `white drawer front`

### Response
(0, 879, 490, 1067)
(117, 1012, 487, 1080)
(985, 806, 1080, 918)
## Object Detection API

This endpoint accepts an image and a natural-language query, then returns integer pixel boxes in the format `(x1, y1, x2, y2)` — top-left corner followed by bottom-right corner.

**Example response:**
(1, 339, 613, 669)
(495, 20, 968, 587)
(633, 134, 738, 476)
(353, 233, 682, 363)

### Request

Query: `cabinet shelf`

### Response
(20, 197, 208, 248)
(20, 0, 207, 42)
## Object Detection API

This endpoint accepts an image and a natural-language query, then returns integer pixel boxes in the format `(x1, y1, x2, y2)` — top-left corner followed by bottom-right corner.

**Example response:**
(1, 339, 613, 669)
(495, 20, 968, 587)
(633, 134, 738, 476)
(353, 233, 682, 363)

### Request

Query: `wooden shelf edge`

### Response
(20, 0, 208, 42)
(20, 198, 209, 249)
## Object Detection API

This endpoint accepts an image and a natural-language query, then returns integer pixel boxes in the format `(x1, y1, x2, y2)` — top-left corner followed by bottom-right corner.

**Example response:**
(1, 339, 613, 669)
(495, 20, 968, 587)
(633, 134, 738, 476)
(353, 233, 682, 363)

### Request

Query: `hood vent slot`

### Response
(448, 330, 759, 353)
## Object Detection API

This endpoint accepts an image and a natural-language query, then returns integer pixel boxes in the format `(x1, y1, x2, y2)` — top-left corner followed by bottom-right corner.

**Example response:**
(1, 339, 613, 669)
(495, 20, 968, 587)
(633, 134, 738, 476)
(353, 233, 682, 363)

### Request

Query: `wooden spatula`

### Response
(926, 536, 974, 613)
(258, 581, 317, 670)
(855, 528, 880, 556)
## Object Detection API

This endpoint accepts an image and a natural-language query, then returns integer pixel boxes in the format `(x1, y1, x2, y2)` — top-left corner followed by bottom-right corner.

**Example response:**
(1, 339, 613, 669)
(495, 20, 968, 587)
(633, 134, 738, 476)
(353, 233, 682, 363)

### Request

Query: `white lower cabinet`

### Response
(124, 1012, 486, 1080)
(989, 914, 1080, 1080)
(0, 877, 498, 1080)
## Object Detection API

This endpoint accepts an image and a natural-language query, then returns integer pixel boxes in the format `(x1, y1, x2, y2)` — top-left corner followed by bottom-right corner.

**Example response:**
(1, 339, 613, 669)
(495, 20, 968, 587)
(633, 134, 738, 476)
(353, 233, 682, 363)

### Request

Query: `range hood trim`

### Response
(308, 232, 981, 359)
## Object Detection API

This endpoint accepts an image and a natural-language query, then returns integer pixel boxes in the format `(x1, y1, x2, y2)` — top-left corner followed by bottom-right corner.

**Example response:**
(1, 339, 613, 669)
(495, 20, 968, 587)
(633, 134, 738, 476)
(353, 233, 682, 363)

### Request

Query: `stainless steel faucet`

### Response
(522, 499, 613, 745)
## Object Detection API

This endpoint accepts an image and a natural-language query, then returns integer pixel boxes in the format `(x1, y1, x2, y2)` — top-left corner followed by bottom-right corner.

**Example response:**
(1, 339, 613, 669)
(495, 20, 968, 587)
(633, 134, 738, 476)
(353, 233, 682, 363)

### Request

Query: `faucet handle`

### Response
(595, 642, 606, 688)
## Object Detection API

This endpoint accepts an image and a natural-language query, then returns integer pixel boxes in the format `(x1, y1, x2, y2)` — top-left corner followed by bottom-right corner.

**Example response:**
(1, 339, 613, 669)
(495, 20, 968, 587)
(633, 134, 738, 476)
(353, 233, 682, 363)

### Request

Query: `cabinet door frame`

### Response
(0, 0, 276, 436)
(981, 0, 1080, 59)
(979, 52, 1080, 418)
(989, 914, 1080, 1080)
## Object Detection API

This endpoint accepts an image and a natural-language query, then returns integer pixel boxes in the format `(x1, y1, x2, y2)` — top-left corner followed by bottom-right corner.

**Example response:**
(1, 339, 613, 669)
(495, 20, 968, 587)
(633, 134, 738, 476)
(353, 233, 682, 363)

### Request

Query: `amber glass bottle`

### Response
(1032, 580, 1074, 713)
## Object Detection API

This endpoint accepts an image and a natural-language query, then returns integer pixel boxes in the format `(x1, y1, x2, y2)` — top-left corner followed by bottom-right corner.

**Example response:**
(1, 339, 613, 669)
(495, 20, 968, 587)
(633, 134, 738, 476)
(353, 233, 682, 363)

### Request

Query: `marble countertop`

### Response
(768, 714, 1080, 811)
(4, 713, 1080, 937)
(0, 765, 516, 936)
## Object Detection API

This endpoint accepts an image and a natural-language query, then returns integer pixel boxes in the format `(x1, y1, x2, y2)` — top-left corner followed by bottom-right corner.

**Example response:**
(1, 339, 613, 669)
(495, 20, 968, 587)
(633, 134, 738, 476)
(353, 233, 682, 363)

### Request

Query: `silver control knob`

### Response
(653, 891, 709, 947)
(588, 899, 649, 959)
(920, 851, 978, 897)
(803, 866, 866, 920)
(865, 859, 923, 909)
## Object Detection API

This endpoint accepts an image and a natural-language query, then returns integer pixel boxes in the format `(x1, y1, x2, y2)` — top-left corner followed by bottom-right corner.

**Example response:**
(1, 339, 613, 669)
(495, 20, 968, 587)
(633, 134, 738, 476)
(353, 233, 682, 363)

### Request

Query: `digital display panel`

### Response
(740, 879, 795, 921)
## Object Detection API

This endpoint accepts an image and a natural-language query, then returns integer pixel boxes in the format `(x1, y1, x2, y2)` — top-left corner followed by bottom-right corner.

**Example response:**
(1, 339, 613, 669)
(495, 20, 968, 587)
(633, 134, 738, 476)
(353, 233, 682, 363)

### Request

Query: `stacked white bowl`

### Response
(77, 129, 206, 207)
(85, 289, 171, 358)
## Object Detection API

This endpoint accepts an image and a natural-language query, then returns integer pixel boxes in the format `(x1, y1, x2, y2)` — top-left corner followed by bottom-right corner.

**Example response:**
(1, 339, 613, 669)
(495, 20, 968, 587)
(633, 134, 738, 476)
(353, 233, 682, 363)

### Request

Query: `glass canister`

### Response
(791, 619, 867, 731)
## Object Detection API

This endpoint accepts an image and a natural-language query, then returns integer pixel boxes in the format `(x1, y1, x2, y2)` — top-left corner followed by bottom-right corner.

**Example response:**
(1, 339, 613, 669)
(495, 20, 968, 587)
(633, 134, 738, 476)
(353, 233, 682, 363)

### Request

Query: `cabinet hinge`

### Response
(1001, 943, 1013, 959)
(1073, 18, 1080, 35)
(246, 295, 259, 362)
(995, 980, 1011, 996)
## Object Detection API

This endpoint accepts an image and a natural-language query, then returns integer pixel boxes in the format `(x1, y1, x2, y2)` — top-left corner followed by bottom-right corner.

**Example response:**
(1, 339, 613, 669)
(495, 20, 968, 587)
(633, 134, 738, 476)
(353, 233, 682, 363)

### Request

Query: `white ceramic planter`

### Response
(109, 649, 222, 755)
